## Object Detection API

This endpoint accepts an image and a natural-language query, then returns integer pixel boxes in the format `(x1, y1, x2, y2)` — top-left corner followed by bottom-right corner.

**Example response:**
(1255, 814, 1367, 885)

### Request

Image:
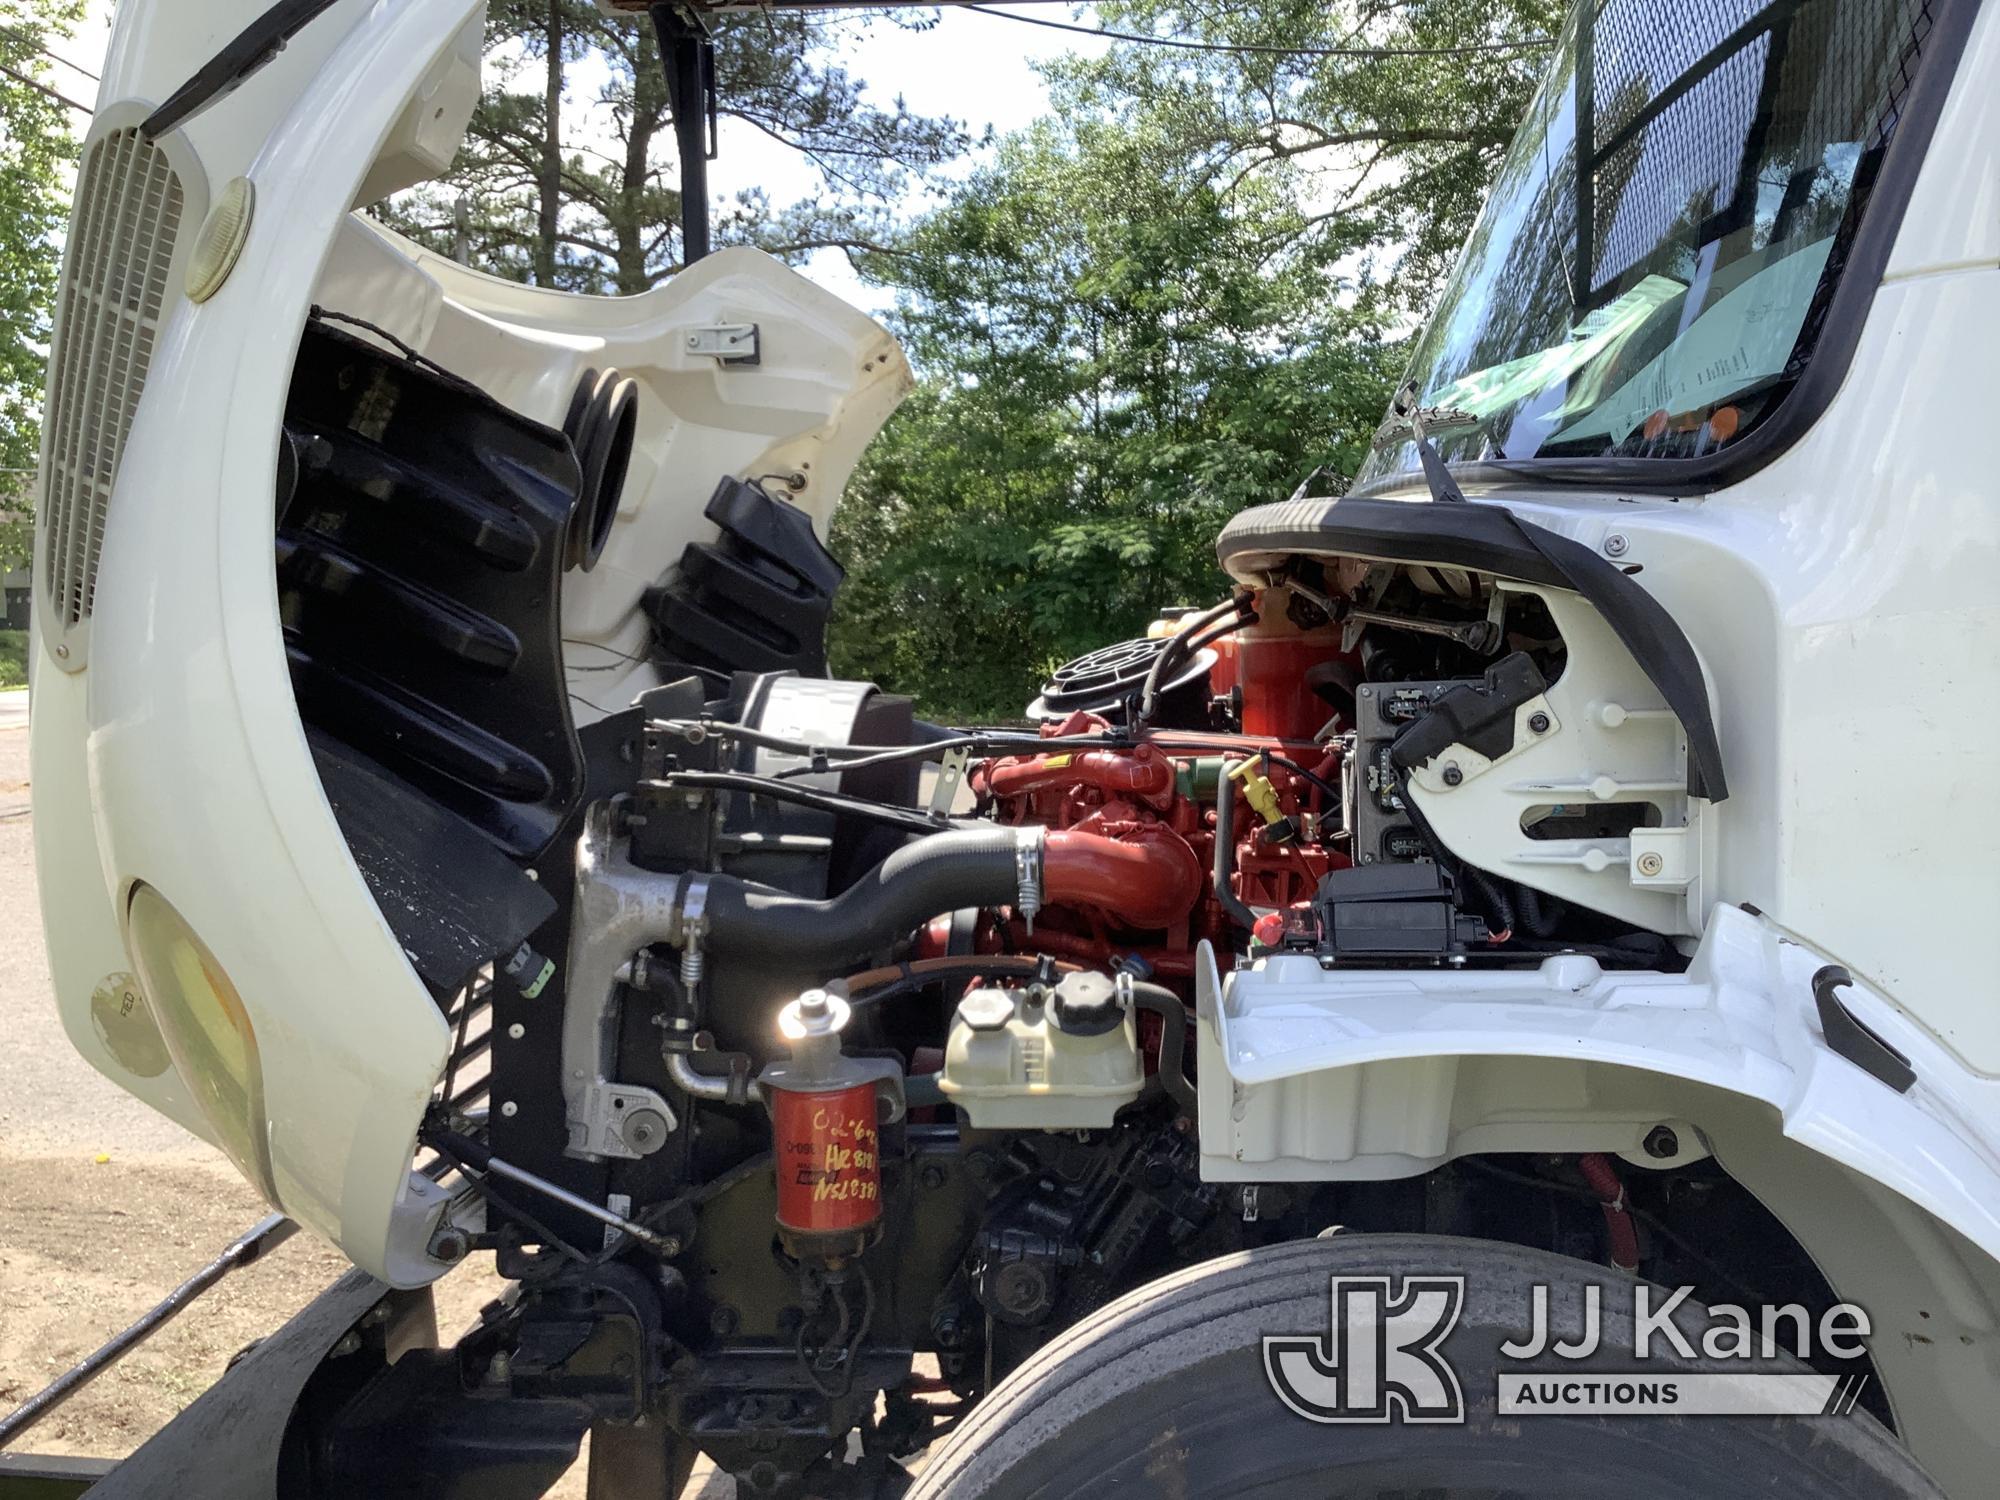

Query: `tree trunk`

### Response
(535, 0, 563, 285)
(611, 27, 667, 294)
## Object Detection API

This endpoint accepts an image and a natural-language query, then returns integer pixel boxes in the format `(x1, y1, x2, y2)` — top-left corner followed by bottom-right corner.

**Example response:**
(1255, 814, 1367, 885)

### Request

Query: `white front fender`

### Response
(1200, 905, 2000, 1258)
(1197, 904, 2000, 1495)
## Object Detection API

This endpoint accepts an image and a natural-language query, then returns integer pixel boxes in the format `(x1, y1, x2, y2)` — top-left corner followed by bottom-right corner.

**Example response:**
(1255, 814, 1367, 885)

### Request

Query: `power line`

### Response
(0, 24, 100, 81)
(961, 5, 1555, 58)
(37, 45, 97, 83)
(0, 60, 90, 115)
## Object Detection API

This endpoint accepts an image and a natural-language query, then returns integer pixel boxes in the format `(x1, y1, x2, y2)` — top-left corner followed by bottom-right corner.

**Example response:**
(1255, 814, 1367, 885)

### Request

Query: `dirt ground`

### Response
(0, 705, 728, 1495)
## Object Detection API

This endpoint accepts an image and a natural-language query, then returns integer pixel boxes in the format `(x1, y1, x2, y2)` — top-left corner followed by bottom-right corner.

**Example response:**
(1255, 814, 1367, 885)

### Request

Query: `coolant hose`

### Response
(1212, 770, 1258, 931)
(1043, 828, 1203, 930)
(1131, 981, 1197, 1115)
(1579, 1152, 1641, 1273)
(702, 824, 1207, 967)
(702, 825, 1035, 969)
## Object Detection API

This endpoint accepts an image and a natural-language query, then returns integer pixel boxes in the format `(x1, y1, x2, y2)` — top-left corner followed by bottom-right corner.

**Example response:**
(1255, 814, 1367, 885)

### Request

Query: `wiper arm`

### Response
(1384, 382, 1468, 503)
(141, 0, 344, 141)
(1370, 403, 1482, 446)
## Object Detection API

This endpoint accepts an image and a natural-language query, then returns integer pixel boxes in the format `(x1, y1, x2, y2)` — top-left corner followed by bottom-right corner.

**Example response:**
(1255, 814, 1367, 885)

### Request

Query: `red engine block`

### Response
(937, 710, 1344, 977)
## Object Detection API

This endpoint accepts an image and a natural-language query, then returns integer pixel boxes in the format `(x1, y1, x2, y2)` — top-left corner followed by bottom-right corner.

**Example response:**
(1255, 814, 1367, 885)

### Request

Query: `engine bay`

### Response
(268, 310, 1880, 1498)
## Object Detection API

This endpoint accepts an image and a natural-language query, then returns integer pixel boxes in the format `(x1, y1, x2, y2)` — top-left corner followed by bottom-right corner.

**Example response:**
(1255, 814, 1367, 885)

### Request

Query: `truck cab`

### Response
(24, 0, 2000, 1494)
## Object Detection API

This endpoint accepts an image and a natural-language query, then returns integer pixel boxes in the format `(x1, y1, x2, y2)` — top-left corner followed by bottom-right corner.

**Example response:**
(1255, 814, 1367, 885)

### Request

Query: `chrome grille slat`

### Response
(37, 127, 183, 653)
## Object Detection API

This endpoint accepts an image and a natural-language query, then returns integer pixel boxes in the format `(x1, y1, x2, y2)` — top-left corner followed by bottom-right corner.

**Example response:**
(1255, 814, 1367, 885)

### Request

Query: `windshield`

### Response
(1359, 0, 1934, 481)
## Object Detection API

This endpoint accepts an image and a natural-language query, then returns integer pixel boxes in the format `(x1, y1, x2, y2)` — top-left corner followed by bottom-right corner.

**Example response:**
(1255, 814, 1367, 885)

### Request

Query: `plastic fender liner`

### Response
(1216, 496, 1728, 802)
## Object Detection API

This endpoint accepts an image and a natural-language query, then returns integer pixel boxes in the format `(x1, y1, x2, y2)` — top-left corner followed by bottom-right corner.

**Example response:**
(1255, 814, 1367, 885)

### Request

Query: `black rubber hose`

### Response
(1137, 595, 1242, 725)
(1263, 752, 1342, 804)
(1130, 982, 1197, 1116)
(1212, 770, 1258, 932)
(701, 825, 1029, 968)
(1179, 608, 1257, 657)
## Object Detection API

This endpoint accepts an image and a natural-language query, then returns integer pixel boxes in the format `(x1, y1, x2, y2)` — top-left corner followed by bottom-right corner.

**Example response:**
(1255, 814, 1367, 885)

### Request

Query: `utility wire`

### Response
(0, 60, 90, 114)
(0, 25, 100, 80)
(960, 5, 1555, 58)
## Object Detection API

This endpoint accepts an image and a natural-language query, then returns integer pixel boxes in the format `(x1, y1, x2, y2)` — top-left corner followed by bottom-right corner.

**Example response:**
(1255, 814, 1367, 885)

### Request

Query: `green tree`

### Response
(827, 0, 1562, 718)
(380, 4, 973, 292)
(1062, 0, 1565, 308)
(0, 0, 82, 572)
(829, 115, 1397, 718)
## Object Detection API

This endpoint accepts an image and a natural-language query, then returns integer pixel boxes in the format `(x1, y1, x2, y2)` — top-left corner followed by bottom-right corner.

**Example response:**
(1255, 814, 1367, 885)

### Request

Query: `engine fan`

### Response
(1027, 634, 1217, 726)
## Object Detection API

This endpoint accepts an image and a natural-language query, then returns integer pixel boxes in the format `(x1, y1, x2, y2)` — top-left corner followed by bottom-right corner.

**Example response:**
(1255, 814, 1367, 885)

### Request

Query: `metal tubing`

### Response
(482, 1156, 680, 1256)
(666, 1049, 738, 1102)
(0, 1213, 296, 1449)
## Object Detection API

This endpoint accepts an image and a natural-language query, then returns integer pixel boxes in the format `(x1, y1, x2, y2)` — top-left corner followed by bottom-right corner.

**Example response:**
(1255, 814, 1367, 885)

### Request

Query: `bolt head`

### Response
(1603, 533, 1630, 558)
(1441, 764, 1464, 787)
(993, 1261, 1050, 1315)
(622, 1108, 669, 1153)
(54, 643, 69, 660)
(1636, 851, 1665, 877)
(1528, 712, 1551, 734)
(427, 1226, 471, 1264)
(1644, 1124, 1681, 1159)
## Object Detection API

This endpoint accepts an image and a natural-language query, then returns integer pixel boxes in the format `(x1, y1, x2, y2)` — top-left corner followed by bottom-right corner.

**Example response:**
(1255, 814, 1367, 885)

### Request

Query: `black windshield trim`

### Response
(1356, 0, 1979, 502)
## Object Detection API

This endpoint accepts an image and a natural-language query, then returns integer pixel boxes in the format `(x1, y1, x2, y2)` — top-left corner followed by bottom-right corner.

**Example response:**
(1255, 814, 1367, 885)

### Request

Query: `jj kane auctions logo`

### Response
(1264, 1276, 1874, 1422)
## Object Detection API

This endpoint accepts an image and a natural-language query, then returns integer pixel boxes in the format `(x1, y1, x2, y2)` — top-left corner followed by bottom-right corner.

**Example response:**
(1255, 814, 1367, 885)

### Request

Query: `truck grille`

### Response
(37, 127, 184, 654)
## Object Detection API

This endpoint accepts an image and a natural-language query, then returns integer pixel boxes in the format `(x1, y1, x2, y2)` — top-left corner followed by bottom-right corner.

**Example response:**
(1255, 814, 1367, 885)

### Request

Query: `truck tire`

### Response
(909, 1234, 1941, 1500)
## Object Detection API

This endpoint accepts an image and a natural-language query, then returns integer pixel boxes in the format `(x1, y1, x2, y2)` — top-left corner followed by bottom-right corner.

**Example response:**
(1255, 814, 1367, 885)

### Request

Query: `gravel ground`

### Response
(0, 707, 730, 1494)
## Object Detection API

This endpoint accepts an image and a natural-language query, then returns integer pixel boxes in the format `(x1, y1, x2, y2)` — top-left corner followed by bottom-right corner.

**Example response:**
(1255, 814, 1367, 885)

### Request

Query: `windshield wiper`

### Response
(1383, 383, 1470, 503)
(1370, 402, 1481, 446)
(142, 0, 344, 141)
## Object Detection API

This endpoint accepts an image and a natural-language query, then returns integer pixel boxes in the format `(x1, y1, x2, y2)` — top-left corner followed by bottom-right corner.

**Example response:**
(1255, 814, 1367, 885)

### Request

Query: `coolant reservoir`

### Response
(938, 977, 1143, 1129)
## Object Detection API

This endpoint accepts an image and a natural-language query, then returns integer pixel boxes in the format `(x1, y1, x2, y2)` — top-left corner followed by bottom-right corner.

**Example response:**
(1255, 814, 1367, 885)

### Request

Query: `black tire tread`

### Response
(910, 1235, 1937, 1500)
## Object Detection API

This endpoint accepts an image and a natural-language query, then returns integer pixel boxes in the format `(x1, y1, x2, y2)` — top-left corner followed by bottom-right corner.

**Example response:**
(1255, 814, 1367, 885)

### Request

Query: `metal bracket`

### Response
(927, 746, 969, 819)
(576, 1083, 678, 1159)
(562, 803, 690, 1161)
(683, 322, 760, 365)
